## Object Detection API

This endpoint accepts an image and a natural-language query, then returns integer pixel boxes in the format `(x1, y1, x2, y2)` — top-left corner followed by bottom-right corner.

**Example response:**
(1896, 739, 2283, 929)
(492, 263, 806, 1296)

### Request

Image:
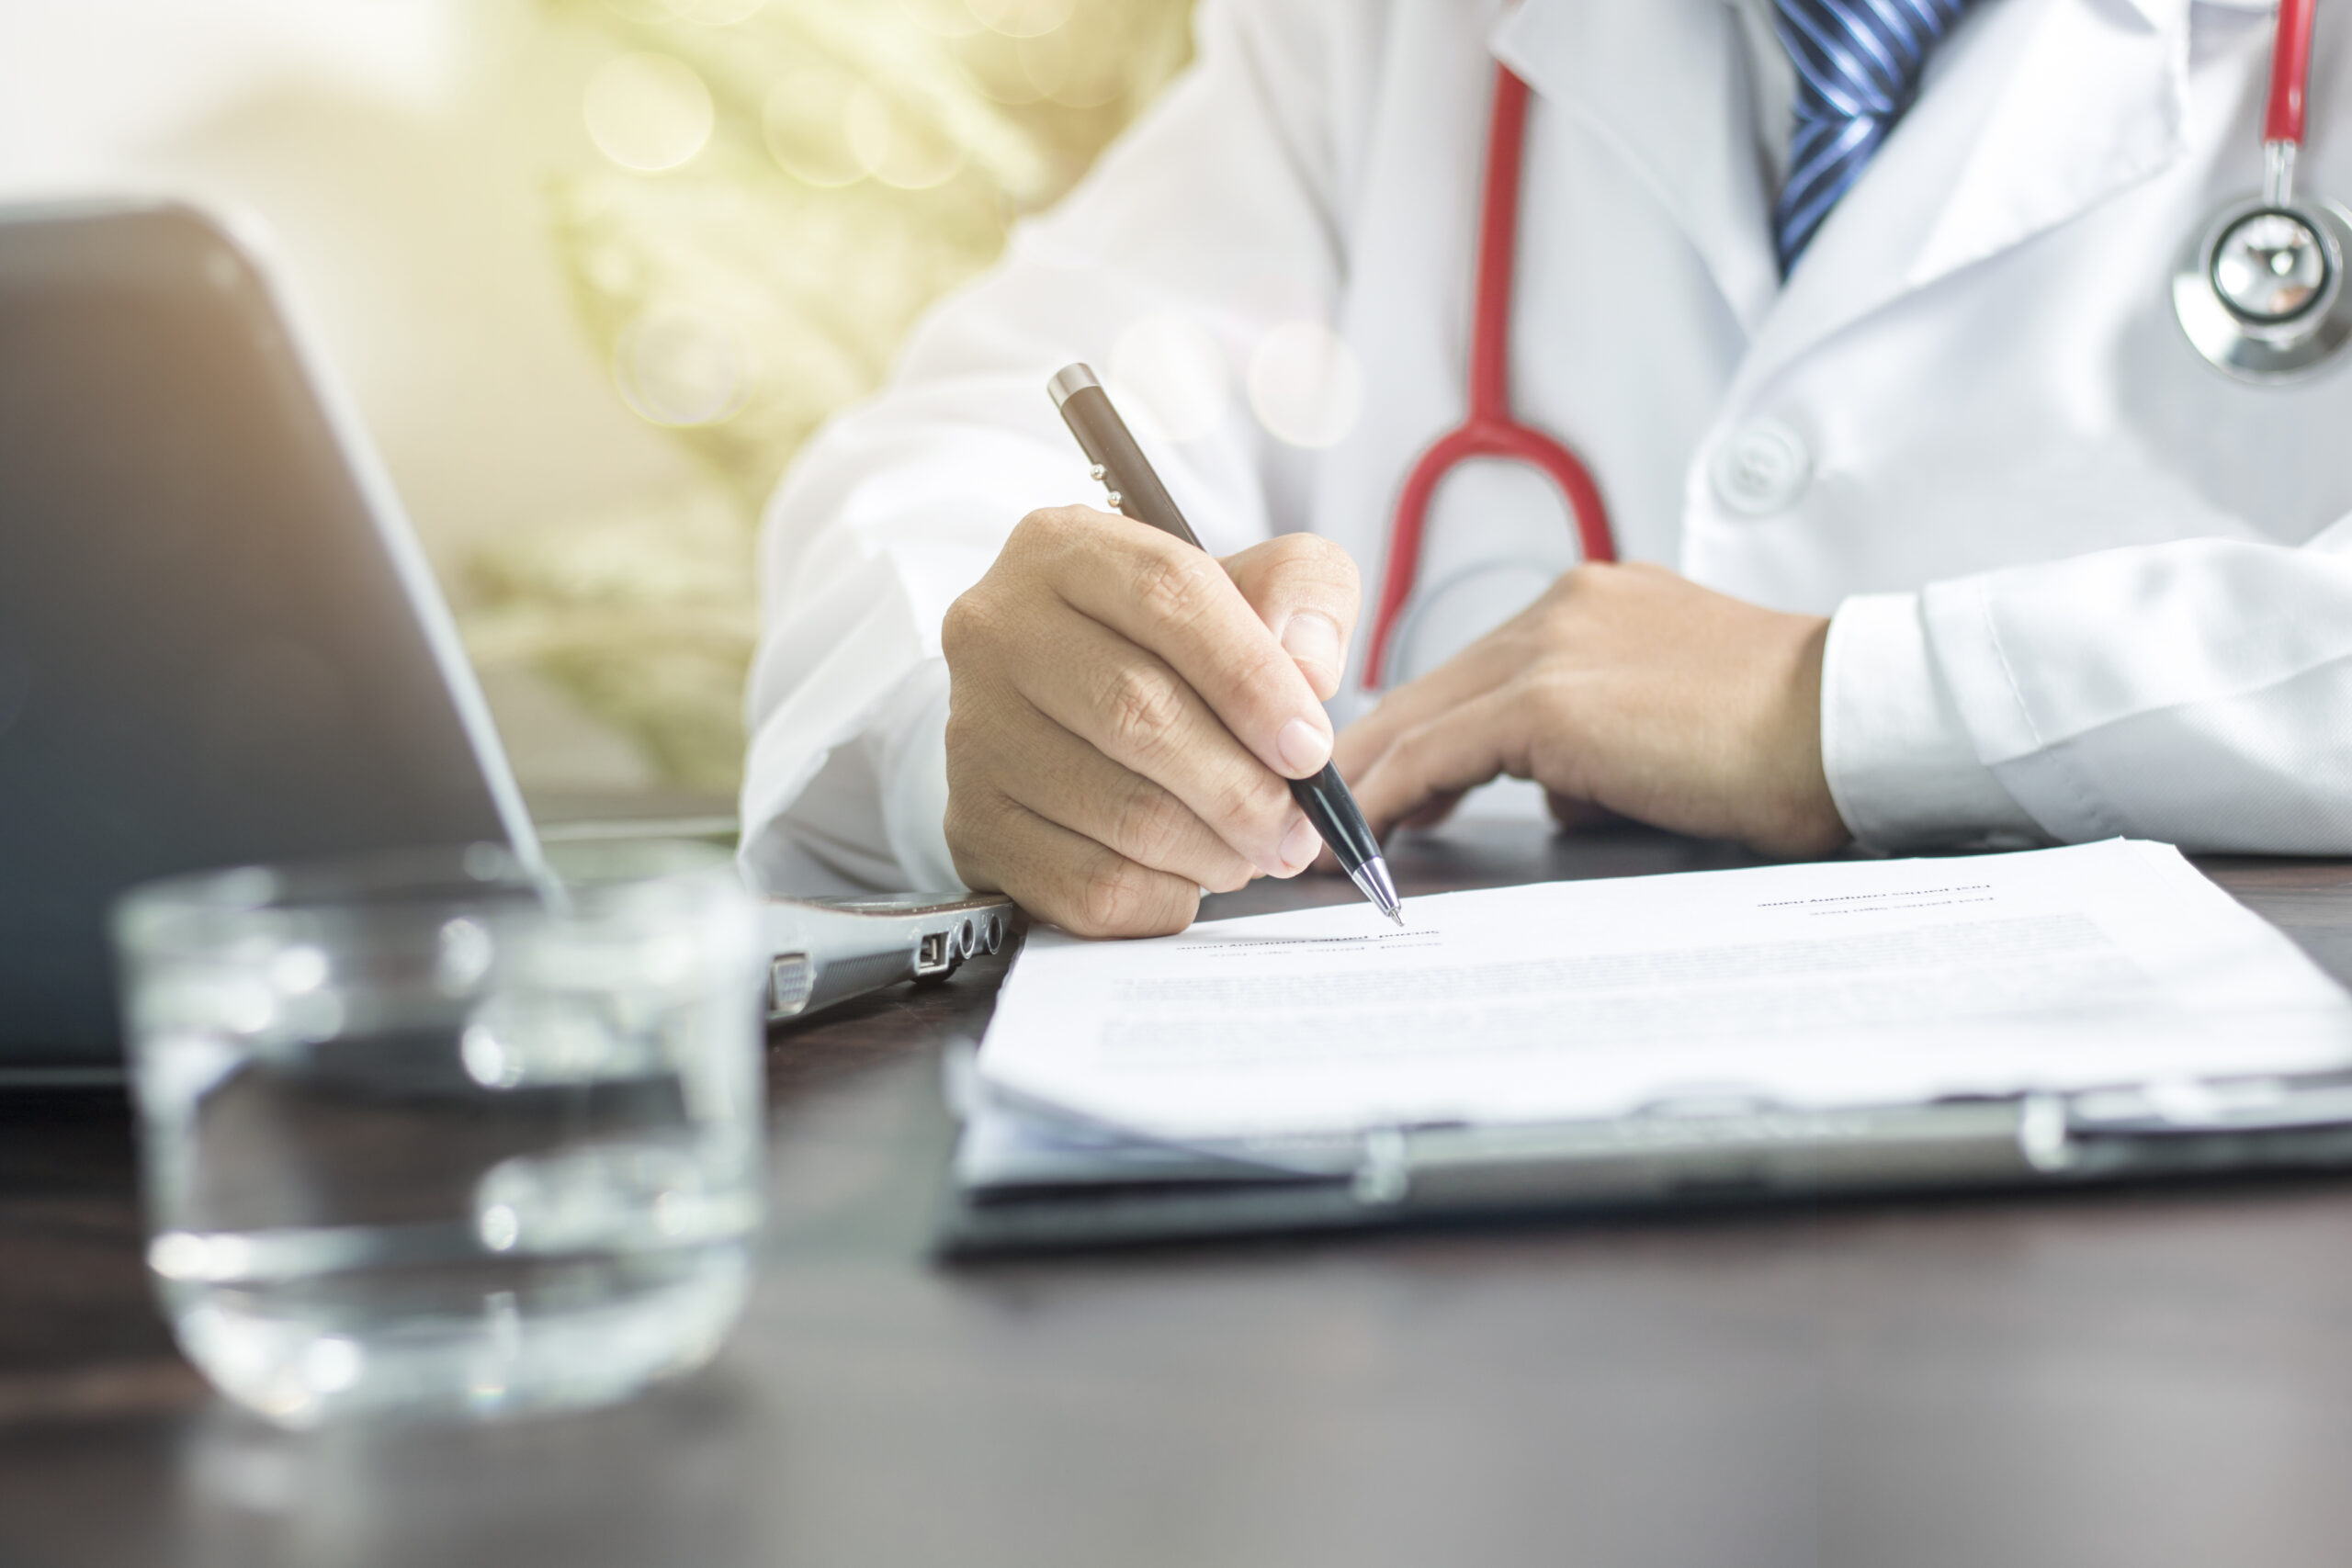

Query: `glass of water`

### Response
(113, 840, 765, 1428)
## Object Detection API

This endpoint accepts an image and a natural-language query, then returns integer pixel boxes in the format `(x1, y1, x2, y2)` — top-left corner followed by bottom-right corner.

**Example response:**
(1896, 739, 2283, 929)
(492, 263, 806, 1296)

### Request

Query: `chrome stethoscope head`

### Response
(2175, 145, 2352, 380)
(2174, 1, 2351, 381)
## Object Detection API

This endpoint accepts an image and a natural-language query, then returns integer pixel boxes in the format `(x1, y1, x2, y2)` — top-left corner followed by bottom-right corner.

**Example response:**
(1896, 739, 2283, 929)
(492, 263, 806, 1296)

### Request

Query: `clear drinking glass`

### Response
(112, 840, 765, 1428)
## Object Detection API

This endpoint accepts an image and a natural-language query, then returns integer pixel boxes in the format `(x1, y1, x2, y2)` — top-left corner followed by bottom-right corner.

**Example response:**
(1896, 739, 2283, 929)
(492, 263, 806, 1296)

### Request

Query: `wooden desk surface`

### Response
(8, 823, 2352, 1568)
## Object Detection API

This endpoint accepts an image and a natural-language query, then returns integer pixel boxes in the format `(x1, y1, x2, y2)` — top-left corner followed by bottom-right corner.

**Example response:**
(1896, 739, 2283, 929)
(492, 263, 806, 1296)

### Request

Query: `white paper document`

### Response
(972, 841, 2352, 1163)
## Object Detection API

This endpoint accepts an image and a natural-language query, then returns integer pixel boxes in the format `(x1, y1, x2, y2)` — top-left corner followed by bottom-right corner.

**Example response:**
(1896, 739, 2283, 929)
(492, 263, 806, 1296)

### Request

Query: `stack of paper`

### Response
(959, 841, 2352, 1191)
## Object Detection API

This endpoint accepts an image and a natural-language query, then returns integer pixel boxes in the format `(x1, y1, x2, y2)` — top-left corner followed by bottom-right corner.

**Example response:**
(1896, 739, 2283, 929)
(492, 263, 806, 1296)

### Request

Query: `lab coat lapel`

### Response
(1493, 0, 1782, 334)
(1736, 0, 2189, 396)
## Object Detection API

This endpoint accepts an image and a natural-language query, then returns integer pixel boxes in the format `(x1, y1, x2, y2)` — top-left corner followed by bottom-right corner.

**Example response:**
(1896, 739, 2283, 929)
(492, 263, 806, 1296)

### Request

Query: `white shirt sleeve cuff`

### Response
(1820, 592, 2043, 851)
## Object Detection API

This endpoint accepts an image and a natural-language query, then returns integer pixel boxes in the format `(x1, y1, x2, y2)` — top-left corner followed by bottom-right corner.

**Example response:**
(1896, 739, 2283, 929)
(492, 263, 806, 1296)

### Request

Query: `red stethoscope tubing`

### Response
(2271, 0, 2317, 147)
(1363, 65, 1613, 691)
(1364, 6, 2322, 692)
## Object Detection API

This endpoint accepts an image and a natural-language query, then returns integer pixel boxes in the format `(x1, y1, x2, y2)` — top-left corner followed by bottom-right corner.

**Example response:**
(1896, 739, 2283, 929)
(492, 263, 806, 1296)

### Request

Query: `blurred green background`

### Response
(484, 0, 1195, 795)
(0, 0, 1193, 813)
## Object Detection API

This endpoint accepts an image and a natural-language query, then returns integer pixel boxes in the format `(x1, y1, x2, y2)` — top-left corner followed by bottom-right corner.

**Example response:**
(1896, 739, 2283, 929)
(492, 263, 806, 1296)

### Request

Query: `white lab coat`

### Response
(741, 0, 2352, 897)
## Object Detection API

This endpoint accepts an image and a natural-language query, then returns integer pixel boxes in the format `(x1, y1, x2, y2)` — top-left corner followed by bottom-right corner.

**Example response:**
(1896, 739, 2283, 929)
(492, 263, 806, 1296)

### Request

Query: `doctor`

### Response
(741, 0, 2352, 937)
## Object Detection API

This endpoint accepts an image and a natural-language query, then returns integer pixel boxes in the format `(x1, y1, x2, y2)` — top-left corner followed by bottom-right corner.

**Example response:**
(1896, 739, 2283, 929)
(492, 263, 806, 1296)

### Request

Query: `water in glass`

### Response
(115, 841, 764, 1427)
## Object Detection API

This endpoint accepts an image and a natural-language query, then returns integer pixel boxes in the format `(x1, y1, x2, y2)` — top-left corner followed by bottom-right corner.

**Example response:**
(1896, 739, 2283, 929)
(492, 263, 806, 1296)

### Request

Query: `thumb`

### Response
(1222, 533, 1362, 701)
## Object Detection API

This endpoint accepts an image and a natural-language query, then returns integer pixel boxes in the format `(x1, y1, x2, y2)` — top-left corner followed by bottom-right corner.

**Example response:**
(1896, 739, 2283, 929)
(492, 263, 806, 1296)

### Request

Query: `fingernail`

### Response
(1280, 816, 1320, 872)
(1280, 612, 1341, 678)
(1276, 716, 1331, 773)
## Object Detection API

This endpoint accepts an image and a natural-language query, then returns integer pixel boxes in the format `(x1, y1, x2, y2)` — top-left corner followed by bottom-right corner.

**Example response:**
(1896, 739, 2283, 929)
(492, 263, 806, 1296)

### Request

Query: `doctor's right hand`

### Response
(941, 508, 1360, 938)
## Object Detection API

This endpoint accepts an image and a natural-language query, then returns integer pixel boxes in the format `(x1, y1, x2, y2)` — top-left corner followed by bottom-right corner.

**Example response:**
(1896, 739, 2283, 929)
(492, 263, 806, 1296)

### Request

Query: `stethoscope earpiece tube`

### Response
(1363, 65, 1615, 692)
(2271, 0, 2317, 152)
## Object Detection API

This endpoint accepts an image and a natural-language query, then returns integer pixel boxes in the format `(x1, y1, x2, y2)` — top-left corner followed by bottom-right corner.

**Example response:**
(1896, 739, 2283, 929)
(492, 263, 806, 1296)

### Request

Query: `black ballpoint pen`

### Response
(1048, 363, 1404, 926)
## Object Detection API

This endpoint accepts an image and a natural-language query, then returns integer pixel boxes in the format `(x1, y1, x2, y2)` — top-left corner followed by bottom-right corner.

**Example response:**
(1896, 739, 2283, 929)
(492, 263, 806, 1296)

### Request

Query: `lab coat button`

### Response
(1712, 422, 1812, 515)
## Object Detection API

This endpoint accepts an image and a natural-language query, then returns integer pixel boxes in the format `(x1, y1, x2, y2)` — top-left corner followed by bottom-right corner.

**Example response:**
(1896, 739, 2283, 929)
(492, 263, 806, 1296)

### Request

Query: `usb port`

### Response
(767, 953, 814, 1020)
(915, 931, 953, 976)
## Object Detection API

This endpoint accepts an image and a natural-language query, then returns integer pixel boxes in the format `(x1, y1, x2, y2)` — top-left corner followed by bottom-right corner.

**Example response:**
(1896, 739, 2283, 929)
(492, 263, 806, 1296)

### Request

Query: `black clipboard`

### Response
(935, 1077, 2352, 1257)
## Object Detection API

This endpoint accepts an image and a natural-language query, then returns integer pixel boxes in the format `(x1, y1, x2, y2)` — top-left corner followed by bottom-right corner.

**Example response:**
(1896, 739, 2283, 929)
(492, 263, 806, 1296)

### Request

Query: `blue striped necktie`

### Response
(1772, 0, 1971, 275)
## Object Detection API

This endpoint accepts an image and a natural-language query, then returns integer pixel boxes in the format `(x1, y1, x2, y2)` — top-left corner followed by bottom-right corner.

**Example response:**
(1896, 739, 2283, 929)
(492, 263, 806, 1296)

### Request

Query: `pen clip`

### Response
(1047, 362, 1201, 546)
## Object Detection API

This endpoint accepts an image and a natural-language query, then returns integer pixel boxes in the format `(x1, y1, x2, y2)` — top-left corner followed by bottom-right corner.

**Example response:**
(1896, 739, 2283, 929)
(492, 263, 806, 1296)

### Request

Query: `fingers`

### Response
(1332, 631, 1524, 785)
(946, 787, 1202, 939)
(943, 509, 1357, 940)
(1346, 683, 1538, 838)
(961, 692, 1259, 894)
(1017, 614, 1316, 876)
(1547, 794, 1630, 832)
(1016, 509, 1335, 781)
(1222, 534, 1362, 700)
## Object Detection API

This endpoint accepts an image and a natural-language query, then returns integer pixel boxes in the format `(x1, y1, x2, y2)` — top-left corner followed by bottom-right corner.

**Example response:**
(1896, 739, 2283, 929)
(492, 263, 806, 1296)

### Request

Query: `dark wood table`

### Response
(10, 822, 2352, 1568)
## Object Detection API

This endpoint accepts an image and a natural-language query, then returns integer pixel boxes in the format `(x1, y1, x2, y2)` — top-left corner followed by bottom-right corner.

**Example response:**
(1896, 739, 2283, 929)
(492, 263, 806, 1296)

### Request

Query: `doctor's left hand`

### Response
(1333, 563, 1851, 858)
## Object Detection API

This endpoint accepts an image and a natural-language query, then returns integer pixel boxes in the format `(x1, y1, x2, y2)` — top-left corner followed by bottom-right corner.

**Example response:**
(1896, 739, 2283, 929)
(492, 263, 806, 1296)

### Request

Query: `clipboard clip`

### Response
(1344, 1099, 2046, 1209)
(1344, 1074, 2352, 1211)
(2064, 1074, 2352, 1135)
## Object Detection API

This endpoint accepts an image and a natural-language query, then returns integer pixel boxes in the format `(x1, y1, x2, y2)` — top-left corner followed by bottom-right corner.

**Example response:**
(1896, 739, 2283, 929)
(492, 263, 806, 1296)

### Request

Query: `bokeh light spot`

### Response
(301, 1337, 364, 1394)
(657, 0, 767, 22)
(583, 52, 715, 173)
(763, 69, 864, 187)
(1018, 28, 1120, 108)
(970, 0, 1074, 39)
(900, 0, 983, 35)
(1247, 321, 1363, 449)
(616, 305, 750, 427)
(845, 85, 967, 190)
(1110, 312, 1232, 444)
(961, 30, 1046, 106)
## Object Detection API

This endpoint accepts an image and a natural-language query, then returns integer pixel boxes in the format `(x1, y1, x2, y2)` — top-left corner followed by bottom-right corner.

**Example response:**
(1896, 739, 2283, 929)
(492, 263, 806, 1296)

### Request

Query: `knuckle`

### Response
(1214, 641, 1295, 717)
(943, 791, 980, 854)
(943, 704, 995, 780)
(1003, 507, 1087, 573)
(1385, 717, 1455, 780)
(1008, 506, 1069, 549)
(1385, 723, 1432, 773)
(1132, 548, 1222, 628)
(1273, 531, 1361, 591)
(1537, 570, 1598, 635)
(1077, 855, 1159, 937)
(1206, 763, 1292, 841)
(1261, 532, 1317, 569)
(1102, 664, 1185, 757)
(942, 791, 1002, 890)
(1521, 671, 1578, 732)
(1113, 779, 1192, 869)
(940, 591, 995, 662)
(1575, 560, 1629, 597)
(1205, 861, 1253, 895)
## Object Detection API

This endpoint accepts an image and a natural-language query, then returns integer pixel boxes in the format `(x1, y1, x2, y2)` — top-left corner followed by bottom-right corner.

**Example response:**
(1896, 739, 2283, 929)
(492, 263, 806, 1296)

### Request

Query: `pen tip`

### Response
(1347, 854, 1403, 928)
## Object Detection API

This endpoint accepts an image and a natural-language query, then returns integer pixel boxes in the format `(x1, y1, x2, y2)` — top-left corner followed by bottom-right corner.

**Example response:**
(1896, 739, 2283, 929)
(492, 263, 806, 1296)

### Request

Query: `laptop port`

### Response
(915, 931, 954, 977)
(768, 953, 814, 1020)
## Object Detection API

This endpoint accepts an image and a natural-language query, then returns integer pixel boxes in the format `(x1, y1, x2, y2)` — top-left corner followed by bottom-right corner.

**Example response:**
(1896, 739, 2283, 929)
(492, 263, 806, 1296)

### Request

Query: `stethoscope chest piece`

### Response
(2173, 0, 2343, 381)
(2175, 197, 2352, 381)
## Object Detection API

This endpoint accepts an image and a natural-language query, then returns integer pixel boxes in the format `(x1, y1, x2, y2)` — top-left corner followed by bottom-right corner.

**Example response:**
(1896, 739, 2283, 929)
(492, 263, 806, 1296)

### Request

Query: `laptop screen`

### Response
(0, 204, 518, 1066)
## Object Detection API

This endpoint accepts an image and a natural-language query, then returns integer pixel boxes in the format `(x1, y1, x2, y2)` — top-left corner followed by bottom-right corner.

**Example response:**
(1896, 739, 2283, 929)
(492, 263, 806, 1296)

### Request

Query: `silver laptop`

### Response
(0, 199, 1012, 1083)
(0, 199, 537, 1082)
